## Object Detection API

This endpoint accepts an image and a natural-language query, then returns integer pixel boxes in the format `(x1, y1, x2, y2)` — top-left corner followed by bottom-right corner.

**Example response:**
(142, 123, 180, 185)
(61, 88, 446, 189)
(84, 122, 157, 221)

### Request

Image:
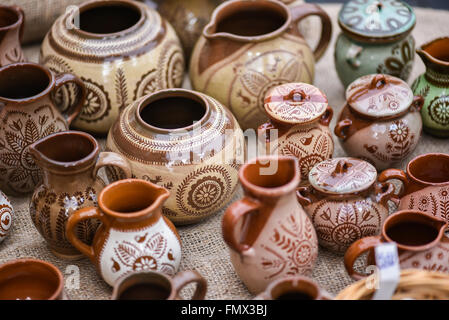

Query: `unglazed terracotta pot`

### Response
(0, 191, 12, 243)
(0, 5, 25, 66)
(254, 276, 331, 300)
(412, 37, 449, 137)
(258, 82, 334, 182)
(106, 88, 244, 225)
(335, 74, 423, 171)
(297, 158, 396, 254)
(0, 259, 65, 300)
(66, 179, 182, 287)
(222, 156, 318, 294)
(335, 0, 416, 88)
(345, 210, 449, 280)
(29, 131, 132, 260)
(40, 0, 185, 136)
(112, 270, 207, 300)
(0, 62, 85, 196)
(378, 153, 449, 222)
(190, 0, 332, 130)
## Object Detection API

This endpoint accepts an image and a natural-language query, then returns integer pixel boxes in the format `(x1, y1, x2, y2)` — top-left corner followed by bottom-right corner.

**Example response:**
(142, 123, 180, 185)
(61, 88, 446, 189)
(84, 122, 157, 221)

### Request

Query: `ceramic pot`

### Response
(335, 74, 423, 171)
(0, 5, 25, 67)
(297, 158, 396, 254)
(345, 210, 449, 280)
(29, 131, 132, 260)
(0, 259, 65, 300)
(111, 270, 207, 300)
(40, 0, 185, 136)
(255, 276, 331, 300)
(190, 0, 332, 130)
(378, 153, 449, 222)
(0, 191, 12, 243)
(258, 82, 334, 182)
(412, 37, 449, 137)
(222, 156, 318, 294)
(335, 0, 416, 88)
(0, 62, 85, 196)
(66, 179, 182, 287)
(106, 88, 244, 225)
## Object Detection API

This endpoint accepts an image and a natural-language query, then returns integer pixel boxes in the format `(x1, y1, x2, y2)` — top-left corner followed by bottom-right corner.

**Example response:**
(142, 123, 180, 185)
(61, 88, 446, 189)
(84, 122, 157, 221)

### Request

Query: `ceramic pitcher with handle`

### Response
(0, 5, 25, 66)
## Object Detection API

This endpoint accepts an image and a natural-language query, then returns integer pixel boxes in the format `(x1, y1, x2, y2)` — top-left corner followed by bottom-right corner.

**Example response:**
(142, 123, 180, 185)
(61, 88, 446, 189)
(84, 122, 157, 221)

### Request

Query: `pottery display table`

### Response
(4, 4, 449, 299)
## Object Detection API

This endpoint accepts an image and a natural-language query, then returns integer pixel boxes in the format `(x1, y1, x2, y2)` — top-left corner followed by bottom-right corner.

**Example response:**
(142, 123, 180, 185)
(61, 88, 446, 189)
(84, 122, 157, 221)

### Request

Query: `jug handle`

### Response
(66, 207, 110, 261)
(344, 235, 383, 281)
(52, 73, 87, 126)
(296, 186, 312, 207)
(375, 182, 399, 207)
(412, 95, 424, 112)
(378, 169, 409, 199)
(222, 196, 261, 254)
(290, 3, 332, 61)
(319, 106, 333, 126)
(172, 270, 208, 300)
(10, 5, 25, 42)
(93, 152, 132, 182)
(334, 119, 352, 140)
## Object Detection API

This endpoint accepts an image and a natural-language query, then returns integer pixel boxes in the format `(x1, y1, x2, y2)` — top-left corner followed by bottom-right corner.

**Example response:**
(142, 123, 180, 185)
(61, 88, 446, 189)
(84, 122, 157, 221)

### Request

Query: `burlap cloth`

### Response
(7, 4, 449, 300)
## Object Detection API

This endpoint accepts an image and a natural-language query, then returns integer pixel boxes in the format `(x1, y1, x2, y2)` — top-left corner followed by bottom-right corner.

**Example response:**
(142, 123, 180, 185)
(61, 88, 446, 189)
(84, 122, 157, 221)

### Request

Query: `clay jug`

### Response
(0, 5, 25, 66)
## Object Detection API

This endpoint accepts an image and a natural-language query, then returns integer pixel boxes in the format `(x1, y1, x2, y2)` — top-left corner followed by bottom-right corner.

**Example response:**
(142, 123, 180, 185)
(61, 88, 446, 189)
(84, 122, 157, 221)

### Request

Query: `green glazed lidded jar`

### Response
(335, 0, 416, 88)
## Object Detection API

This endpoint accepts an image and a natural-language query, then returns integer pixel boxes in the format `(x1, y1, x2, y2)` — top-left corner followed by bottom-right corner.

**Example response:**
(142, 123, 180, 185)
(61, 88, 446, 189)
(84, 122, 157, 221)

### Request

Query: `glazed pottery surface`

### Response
(106, 88, 244, 225)
(0, 5, 25, 66)
(0, 191, 12, 243)
(259, 82, 334, 182)
(0, 62, 85, 196)
(0, 259, 64, 300)
(335, 0, 416, 88)
(379, 153, 449, 222)
(412, 37, 449, 137)
(345, 210, 449, 279)
(66, 179, 182, 286)
(29, 131, 132, 260)
(112, 270, 207, 300)
(190, 0, 332, 130)
(254, 276, 330, 300)
(335, 74, 423, 171)
(222, 156, 318, 294)
(40, 0, 185, 135)
(297, 158, 396, 254)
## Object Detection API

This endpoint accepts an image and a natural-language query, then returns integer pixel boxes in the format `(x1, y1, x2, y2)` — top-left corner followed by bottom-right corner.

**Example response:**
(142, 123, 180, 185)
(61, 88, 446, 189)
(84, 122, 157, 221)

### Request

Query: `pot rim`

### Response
(262, 275, 323, 300)
(0, 5, 23, 33)
(406, 153, 449, 186)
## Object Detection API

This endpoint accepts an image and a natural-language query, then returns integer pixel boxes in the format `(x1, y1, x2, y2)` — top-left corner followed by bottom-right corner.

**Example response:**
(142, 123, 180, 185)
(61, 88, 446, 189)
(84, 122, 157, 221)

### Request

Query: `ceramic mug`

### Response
(255, 276, 331, 300)
(111, 270, 207, 300)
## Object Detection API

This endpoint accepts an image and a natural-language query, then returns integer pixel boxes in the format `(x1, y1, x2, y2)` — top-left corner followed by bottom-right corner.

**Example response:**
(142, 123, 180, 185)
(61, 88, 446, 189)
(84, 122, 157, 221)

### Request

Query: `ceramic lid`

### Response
(346, 74, 414, 118)
(309, 157, 377, 195)
(264, 83, 328, 125)
(338, 0, 416, 39)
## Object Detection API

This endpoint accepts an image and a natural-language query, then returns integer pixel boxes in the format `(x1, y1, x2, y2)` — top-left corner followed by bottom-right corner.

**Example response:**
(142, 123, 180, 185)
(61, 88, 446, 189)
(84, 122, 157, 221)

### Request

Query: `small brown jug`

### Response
(0, 5, 25, 66)
(255, 276, 331, 300)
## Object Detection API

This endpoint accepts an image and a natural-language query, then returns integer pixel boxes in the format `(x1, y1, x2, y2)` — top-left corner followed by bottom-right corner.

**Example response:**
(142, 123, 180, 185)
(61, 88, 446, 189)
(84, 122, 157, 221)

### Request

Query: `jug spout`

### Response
(416, 37, 449, 71)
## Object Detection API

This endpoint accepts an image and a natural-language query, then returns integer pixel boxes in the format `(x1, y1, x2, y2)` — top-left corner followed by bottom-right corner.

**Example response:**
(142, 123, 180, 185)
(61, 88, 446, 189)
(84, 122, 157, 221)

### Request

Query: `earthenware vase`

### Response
(66, 179, 182, 286)
(222, 156, 318, 294)
(258, 82, 334, 182)
(190, 0, 332, 130)
(0, 192, 12, 243)
(335, 0, 416, 88)
(255, 276, 331, 300)
(40, 0, 185, 135)
(0, 5, 25, 67)
(412, 37, 449, 137)
(0, 62, 85, 196)
(297, 158, 397, 254)
(379, 153, 449, 222)
(345, 210, 449, 280)
(106, 88, 244, 225)
(29, 131, 132, 260)
(0, 259, 65, 300)
(111, 270, 207, 300)
(334, 74, 423, 171)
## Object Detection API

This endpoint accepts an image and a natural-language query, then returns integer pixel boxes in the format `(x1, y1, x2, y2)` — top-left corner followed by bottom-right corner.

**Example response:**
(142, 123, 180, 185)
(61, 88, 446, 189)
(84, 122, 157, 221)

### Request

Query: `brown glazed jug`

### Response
(255, 276, 331, 300)
(222, 156, 318, 294)
(29, 131, 132, 260)
(0, 62, 86, 195)
(0, 5, 25, 66)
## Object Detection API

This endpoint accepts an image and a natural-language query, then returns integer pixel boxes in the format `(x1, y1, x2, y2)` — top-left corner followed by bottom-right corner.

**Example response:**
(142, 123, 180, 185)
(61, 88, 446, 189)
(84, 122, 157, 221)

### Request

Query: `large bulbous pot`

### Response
(190, 0, 332, 130)
(106, 88, 245, 225)
(39, 0, 185, 136)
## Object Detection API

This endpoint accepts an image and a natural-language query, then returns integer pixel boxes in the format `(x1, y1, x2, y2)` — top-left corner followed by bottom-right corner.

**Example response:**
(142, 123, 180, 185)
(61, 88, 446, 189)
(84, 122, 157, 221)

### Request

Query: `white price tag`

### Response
(372, 243, 400, 300)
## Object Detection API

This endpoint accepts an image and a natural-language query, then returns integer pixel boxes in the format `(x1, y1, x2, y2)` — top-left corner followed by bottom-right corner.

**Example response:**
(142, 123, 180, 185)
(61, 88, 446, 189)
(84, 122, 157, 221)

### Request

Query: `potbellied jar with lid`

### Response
(335, 0, 416, 88)
(334, 74, 424, 171)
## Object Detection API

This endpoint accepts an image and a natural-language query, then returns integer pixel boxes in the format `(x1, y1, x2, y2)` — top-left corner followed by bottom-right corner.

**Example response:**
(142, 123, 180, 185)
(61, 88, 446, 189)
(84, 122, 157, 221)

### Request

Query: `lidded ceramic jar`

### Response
(106, 88, 244, 225)
(335, 0, 416, 88)
(334, 74, 423, 171)
(40, 0, 185, 135)
(259, 82, 334, 182)
(297, 157, 397, 254)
